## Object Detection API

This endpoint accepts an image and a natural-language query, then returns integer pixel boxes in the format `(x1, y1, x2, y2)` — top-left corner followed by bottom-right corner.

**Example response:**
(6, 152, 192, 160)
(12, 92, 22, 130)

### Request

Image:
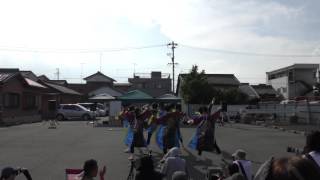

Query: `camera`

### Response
(287, 146, 303, 155)
(206, 166, 223, 180)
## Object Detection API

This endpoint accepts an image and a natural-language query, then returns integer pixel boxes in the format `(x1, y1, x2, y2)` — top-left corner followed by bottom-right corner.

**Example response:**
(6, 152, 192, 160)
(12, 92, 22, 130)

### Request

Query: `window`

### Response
(24, 94, 37, 109)
(3, 93, 20, 108)
(63, 105, 72, 110)
(282, 87, 287, 93)
(288, 70, 294, 82)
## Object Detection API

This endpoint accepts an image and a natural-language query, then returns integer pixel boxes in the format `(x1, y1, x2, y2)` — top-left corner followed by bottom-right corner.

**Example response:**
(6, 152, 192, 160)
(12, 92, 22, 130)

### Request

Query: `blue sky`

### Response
(0, 0, 320, 85)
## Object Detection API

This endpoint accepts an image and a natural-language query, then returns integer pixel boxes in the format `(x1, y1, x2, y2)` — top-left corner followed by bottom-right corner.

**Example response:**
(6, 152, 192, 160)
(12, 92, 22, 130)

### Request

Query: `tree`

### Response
(222, 89, 249, 105)
(180, 65, 215, 104)
(180, 65, 249, 105)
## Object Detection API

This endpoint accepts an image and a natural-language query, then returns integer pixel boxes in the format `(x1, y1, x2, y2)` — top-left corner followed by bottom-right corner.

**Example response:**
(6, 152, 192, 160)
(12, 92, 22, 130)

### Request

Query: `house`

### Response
(67, 71, 123, 103)
(0, 69, 47, 125)
(114, 83, 132, 92)
(128, 71, 172, 97)
(239, 83, 260, 100)
(176, 73, 240, 97)
(266, 64, 319, 99)
(251, 84, 281, 101)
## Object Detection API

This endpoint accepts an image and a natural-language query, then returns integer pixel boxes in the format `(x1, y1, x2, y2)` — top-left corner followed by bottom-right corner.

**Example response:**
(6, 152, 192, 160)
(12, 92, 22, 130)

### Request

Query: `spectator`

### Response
(303, 131, 320, 169)
(232, 149, 252, 180)
(0, 167, 32, 180)
(172, 171, 187, 180)
(135, 155, 163, 180)
(254, 156, 320, 180)
(81, 159, 106, 180)
(160, 147, 187, 180)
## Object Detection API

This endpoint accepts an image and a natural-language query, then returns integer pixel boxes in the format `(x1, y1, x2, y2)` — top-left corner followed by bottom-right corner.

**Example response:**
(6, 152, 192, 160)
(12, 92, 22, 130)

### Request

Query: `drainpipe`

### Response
(306, 99, 311, 125)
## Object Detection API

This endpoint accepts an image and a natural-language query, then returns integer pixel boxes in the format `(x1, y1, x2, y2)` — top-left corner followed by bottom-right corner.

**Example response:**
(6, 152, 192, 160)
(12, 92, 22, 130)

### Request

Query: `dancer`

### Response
(122, 106, 136, 153)
(146, 103, 159, 146)
(188, 102, 222, 161)
(156, 104, 183, 154)
(126, 107, 152, 160)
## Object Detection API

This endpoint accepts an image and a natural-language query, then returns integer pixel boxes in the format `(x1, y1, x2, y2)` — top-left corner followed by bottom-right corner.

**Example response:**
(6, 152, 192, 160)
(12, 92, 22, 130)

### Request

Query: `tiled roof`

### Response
(44, 82, 81, 95)
(179, 74, 240, 86)
(25, 78, 46, 88)
(252, 84, 278, 95)
(0, 69, 19, 83)
(84, 71, 115, 82)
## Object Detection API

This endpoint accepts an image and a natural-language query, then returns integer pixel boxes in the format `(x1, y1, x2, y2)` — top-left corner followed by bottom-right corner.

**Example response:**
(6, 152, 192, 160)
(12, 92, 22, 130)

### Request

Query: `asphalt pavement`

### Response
(0, 120, 305, 180)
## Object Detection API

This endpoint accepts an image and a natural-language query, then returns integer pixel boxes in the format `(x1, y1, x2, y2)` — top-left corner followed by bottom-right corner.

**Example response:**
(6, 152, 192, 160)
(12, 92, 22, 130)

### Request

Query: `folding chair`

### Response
(65, 168, 83, 180)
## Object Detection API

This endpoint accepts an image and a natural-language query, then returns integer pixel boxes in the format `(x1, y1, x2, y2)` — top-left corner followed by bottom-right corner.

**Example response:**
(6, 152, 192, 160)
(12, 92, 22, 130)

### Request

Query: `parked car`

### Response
(78, 103, 108, 117)
(96, 103, 108, 117)
(56, 104, 96, 121)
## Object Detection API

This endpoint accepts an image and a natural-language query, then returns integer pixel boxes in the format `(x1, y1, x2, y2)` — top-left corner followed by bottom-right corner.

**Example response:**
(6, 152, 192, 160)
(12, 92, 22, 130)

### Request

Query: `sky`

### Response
(0, 0, 320, 85)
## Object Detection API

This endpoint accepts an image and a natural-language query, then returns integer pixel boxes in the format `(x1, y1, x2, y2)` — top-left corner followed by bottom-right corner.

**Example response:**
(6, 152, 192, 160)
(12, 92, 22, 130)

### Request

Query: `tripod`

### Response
(127, 159, 135, 180)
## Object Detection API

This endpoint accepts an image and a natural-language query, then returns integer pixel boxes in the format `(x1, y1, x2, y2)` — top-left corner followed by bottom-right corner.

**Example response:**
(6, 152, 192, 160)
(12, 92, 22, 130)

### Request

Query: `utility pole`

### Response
(133, 63, 137, 77)
(55, 68, 60, 80)
(80, 63, 85, 84)
(99, 53, 103, 72)
(167, 41, 178, 93)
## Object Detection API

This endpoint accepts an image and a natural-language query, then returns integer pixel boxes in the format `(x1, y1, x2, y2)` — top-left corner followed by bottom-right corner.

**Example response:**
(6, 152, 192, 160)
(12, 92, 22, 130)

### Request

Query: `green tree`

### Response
(222, 89, 249, 105)
(180, 65, 215, 104)
(181, 65, 249, 104)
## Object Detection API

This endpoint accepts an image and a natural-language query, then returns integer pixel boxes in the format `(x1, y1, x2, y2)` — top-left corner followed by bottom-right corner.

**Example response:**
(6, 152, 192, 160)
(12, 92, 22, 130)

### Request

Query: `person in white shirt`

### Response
(160, 147, 188, 180)
(232, 149, 252, 180)
(303, 131, 320, 169)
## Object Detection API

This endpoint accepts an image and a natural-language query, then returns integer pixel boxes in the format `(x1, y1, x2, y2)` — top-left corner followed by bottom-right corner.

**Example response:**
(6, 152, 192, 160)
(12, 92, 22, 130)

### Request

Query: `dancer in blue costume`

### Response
(146, 103, 159, 146)
(126, 107, 152, 160)
(120, 106, 135, 153)
(188, 103, 222, 160)
(156, 104, 185, 154)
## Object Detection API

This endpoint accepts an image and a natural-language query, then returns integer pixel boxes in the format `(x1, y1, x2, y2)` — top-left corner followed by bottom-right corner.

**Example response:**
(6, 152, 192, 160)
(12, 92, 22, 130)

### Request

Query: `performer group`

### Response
(118, 100, 223, 160)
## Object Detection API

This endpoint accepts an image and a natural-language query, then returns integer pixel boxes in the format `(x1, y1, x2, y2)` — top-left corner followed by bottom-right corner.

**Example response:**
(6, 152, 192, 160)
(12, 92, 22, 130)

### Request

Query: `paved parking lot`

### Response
(0, 121, 305, 180)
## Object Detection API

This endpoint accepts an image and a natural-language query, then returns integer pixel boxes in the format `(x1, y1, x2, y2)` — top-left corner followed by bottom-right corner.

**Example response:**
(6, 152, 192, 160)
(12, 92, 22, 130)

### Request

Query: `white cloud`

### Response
(0, 0, 319, 84)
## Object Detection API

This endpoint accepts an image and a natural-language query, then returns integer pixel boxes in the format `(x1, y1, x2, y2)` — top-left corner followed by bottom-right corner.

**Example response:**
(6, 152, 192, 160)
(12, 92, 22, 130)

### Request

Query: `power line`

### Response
(180, 44, 320, 58)
(0, 44, 167, 54)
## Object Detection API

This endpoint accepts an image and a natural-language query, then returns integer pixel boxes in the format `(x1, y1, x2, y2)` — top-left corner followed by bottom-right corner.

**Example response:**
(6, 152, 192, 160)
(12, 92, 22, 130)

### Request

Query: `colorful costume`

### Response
(188, 110, 221, 154)
(156, 111, 184, 153)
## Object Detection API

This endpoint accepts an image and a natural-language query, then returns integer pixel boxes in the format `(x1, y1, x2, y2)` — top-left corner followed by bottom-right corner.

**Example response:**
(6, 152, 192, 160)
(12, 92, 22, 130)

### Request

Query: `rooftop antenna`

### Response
(99, 52, 103, 72)
(80, 63, 85, 84)
(133, 63, 137, 76)
(55, 68, 60, 80)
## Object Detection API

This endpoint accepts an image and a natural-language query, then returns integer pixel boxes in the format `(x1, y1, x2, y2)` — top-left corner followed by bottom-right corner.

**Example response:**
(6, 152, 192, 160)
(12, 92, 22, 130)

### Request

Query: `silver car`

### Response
(56, 104, 95, 121)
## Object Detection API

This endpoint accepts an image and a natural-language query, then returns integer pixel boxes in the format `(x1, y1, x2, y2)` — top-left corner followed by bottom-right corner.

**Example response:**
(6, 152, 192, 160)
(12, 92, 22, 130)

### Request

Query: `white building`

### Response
(266, 64, 319, 99)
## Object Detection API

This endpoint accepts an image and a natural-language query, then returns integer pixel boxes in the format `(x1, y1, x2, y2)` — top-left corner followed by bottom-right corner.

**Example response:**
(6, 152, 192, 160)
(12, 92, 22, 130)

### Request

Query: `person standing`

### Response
(156, 104, 183, 154)
(146, 103, 159, 146)
(188, 104, 221, 160)
(128, 107, 152, 160)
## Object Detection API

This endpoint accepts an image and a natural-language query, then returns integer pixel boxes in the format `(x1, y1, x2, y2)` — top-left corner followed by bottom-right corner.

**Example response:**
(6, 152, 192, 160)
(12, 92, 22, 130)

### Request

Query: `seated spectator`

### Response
(224, 163, 245, 180)
(254, 156, 320, 180)
(303, 131, 320, 170)
(232, 149, 252, 180)
(81, 159, 106, 180)
(135, 155, 163, 180)
(172, 171, 188, 180)
(160, 147, 187, 180)
(0, 167, 32, 180)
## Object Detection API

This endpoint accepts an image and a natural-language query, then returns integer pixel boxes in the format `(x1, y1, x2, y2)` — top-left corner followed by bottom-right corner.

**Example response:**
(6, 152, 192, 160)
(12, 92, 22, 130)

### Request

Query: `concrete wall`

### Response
(245, 101, 320, 125)
(268, 76, 289, 99)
